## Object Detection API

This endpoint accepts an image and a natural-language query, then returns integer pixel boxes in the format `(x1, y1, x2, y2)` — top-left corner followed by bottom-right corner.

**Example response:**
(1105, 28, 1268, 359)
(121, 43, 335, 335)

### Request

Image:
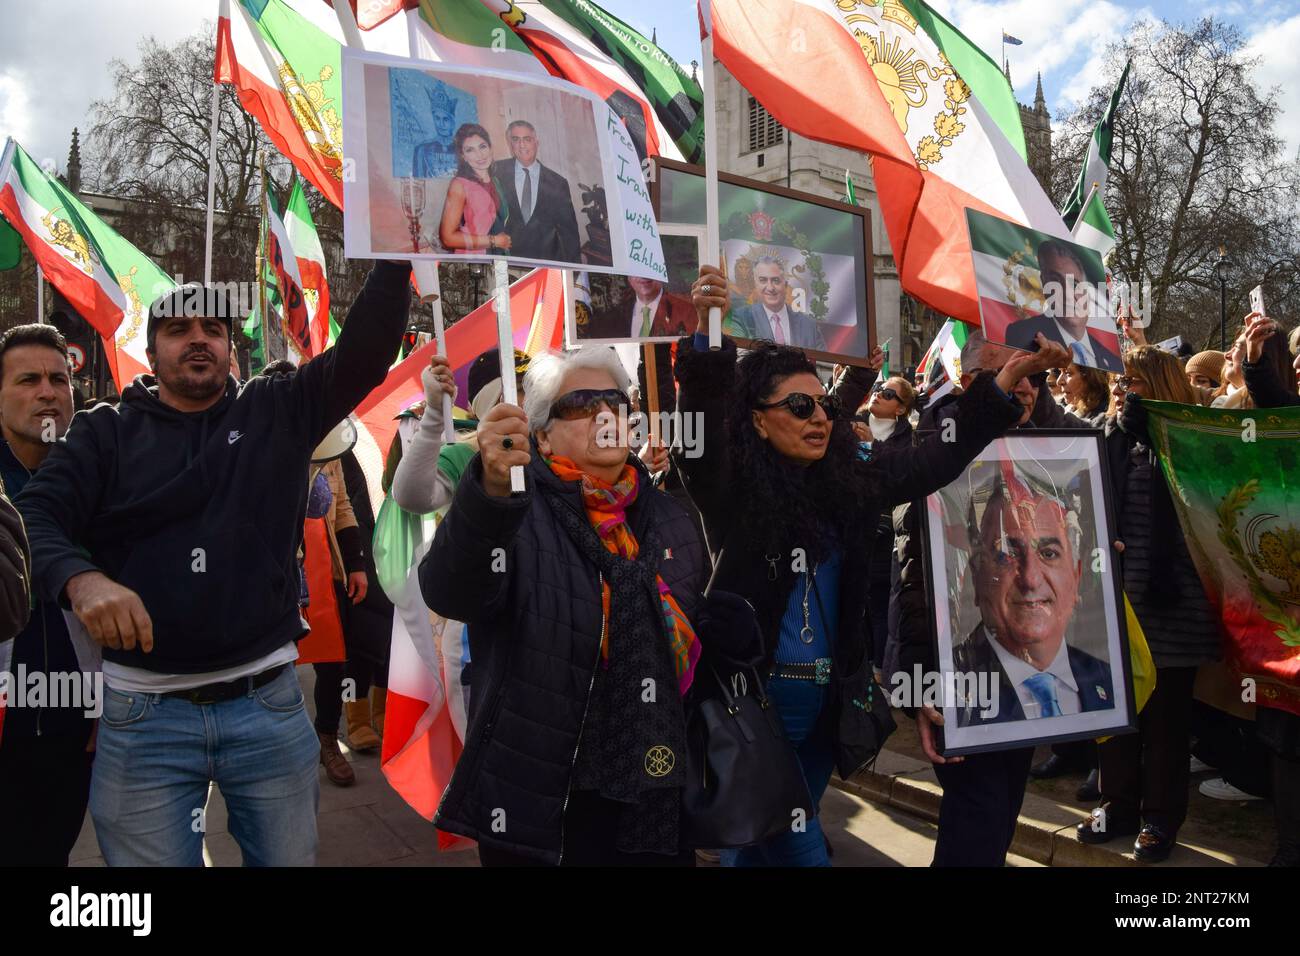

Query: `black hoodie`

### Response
(17, 262, 412, 674)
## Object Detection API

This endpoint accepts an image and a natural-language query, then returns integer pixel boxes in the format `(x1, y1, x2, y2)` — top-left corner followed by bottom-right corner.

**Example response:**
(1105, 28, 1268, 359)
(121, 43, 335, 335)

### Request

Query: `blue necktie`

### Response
(1071, 341, 1087, 366)
(1024, 672, 1062, 718)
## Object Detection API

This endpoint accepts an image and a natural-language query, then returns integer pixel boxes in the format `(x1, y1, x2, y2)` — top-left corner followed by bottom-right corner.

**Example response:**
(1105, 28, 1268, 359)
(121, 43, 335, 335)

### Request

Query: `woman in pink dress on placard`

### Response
(438, 123, 511, 255)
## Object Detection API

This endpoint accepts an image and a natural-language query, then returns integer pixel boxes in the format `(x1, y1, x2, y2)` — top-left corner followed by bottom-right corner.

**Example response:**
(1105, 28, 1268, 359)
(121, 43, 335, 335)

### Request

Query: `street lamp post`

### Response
(1215, 246, 1229, 352)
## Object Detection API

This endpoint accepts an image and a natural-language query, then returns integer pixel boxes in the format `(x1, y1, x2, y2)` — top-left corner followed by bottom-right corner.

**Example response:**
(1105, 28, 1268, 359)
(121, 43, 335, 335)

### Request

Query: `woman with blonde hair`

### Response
(1079, 345, 1217, 862)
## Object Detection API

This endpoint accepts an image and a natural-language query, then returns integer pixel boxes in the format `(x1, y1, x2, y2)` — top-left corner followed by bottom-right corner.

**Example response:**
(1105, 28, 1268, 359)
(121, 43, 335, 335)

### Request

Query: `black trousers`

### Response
(1098, 665, 1197, 832)
(932, 746, 1034, 866)
(312, 581, 384, 735)
(0, 733, 93, 865)
(477, 790, 696, 867)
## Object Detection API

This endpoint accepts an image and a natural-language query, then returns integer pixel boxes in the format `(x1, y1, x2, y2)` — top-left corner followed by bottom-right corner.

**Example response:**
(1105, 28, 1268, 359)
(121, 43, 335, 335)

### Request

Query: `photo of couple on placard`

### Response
(342, 51, 665, 280)
(423, 117, 580, 263)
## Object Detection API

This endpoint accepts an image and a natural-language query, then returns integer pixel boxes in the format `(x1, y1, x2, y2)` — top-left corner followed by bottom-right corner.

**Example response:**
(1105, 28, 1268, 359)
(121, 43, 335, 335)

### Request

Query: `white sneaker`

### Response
(1198, 777, 1263, 801)
(1189, 756, 1215, 773)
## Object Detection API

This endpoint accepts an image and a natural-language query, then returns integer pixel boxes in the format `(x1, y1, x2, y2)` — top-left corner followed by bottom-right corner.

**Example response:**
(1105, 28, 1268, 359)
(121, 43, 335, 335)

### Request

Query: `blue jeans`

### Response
(89, 664, 320, 866)
(720, 676, 835, 867)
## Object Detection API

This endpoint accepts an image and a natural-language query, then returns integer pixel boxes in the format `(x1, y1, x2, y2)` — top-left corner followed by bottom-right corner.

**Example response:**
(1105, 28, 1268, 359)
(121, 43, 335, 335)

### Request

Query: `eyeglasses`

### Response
(1115, 375, 1144, 392)
(873, 387, 901, 403)
(755, 392, 841, 420)
(548, 387, 631, 421)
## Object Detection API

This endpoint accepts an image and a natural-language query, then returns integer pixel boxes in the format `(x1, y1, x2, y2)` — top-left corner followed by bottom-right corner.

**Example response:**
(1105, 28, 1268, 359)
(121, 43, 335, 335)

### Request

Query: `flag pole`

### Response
(257, 150, 269, 361)
(426, 263, 455, 444)
(330, 0, 365, 46)
(493, 260, 525, 493)
(205, 0, 229, 286)
(700, 4, 723, 350)
(35, 265, 44, 323)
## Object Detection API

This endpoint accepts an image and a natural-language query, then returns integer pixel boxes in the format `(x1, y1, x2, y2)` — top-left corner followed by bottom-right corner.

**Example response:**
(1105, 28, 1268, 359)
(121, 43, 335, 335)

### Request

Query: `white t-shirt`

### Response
(102, 641, 300, 694)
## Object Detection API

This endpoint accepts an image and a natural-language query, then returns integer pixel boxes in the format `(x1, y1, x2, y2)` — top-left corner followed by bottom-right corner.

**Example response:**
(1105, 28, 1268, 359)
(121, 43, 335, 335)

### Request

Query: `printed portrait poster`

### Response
(341, 48, 666, 281)
(654, 160, 874, 365)
(921, 431, 1135, 756)
(568, 224, 703, 346)
(965, 208, 1122, 374)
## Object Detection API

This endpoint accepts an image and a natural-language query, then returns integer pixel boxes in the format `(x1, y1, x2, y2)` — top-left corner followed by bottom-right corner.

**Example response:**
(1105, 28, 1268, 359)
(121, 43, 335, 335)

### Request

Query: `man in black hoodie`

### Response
(17, 262, 412, 866)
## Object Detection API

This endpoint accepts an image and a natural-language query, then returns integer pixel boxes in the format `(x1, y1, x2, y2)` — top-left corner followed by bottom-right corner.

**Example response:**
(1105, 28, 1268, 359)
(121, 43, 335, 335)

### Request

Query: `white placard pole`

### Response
(493, 260, 525, 493)
(701, 27, 723, 350)
(424, 263, 455, 444)
(35, 265, 44, 323)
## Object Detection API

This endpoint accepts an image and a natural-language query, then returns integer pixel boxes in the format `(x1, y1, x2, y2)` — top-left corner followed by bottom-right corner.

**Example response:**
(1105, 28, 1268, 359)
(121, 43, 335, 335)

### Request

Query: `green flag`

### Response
(0, 217, 20, 270)
(1146, 399, 1300, 717)
(1061, 61, 1130, 229)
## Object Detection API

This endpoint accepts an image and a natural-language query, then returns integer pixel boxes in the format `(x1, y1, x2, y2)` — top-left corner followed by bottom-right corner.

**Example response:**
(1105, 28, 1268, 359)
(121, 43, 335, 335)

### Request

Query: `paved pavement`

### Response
(72, 665, 1040, 867)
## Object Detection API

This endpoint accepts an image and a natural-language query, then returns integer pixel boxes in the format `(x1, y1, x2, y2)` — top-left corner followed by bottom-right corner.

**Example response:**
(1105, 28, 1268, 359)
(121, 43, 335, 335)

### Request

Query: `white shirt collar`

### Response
(1052, 318, 1093, 358)
(985, 626, 1078, 693)
(629, 292, 663, 337)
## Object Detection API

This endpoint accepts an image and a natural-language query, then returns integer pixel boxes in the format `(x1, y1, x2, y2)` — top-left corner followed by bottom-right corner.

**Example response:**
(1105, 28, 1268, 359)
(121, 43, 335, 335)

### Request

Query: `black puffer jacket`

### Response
(673, 337, 1021, 743)
(419, 450, 708, 863)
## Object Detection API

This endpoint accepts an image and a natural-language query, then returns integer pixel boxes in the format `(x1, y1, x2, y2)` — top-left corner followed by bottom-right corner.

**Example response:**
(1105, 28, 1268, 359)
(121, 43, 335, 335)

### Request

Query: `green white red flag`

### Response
(0, 137, 175, 387)
(283, 177, 332, 355)
(703, 0, 1067, 325)
(215, 0, 406, 209)
(1146, 401, 1300, 717)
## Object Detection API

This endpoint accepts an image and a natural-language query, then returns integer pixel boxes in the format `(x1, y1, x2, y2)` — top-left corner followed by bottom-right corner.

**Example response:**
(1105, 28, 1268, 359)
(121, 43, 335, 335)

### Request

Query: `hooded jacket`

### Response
(17, 262, 411, 674)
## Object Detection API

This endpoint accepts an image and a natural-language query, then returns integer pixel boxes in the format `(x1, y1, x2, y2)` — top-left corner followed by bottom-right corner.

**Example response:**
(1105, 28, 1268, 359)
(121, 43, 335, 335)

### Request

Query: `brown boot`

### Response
(345, 699, 381, 752)
(369, 687, 386, 739)
(319, 731, 355, 787)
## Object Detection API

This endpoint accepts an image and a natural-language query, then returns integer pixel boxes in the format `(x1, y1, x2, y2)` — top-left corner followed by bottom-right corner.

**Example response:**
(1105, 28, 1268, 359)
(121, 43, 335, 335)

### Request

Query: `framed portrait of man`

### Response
(650, 157, 875, 366)
(567, 224, 704, 347)
(965, 208, 1123, 374)
(920, 430, 1136, 756)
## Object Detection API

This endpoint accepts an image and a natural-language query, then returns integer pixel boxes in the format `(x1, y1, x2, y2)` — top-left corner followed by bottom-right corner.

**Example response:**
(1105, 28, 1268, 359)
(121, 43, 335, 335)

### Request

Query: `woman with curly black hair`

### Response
(675, 265, 1069, 866)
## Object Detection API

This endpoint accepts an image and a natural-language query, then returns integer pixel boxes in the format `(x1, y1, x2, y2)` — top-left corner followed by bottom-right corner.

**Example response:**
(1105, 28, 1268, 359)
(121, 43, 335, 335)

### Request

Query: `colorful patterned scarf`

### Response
(546, 455, 700, 694)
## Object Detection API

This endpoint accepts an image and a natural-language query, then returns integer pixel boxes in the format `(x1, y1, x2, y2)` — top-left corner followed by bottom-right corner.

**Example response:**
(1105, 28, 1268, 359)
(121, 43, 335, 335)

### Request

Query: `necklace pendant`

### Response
(799, 625, 815, 645)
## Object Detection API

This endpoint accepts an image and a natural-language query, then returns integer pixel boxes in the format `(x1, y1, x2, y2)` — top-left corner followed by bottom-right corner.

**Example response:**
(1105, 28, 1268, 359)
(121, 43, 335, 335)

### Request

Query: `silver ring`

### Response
(701, 284, 714, 295)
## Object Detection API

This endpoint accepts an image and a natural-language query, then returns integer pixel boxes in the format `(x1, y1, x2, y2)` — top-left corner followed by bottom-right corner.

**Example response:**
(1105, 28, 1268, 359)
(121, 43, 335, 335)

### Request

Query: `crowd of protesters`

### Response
(0, 257, 1296, 869)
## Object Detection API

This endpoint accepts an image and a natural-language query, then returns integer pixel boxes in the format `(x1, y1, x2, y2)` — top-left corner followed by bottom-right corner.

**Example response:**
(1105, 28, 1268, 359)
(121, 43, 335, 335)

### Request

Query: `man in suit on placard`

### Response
(586, 276, 698, 340)
(1004, 239, 1123, 373)
(725, 256, 824, 350)
(952, 464, 1113, 729)
(491, 120, 581, 264)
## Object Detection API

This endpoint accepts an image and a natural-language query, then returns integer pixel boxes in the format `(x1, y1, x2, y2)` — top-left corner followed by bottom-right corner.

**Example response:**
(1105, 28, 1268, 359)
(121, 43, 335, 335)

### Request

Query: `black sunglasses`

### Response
(755, 392, 841, 420)
(873, 386, 901, 403)
(549, 387, 631, 421)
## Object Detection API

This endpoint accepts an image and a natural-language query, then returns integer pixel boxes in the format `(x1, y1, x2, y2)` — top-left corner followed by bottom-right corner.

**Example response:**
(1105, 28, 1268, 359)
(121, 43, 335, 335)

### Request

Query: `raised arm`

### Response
(870, 371, 1023, 508)
(292, 261, 412, 447)
(392, 356, 458, 514)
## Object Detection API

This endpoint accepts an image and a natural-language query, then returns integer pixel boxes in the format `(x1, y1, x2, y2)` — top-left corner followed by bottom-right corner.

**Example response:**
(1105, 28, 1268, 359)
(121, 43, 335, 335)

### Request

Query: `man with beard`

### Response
(17, 263, 412, 866)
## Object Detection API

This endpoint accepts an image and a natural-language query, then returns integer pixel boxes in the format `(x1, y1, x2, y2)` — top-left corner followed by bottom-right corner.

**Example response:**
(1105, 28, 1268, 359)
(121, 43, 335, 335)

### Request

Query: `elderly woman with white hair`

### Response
(419, 346, 709, 866)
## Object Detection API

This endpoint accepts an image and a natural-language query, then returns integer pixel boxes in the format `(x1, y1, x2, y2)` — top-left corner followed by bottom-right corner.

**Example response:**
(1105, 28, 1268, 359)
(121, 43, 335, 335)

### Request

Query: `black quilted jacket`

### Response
(419, 449, 708, 864)
(672, 337, 1022, 726)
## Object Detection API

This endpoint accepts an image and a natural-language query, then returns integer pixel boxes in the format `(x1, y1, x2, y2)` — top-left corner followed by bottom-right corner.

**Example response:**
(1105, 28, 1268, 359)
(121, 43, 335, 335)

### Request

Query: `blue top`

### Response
(774, 550, 841, 664)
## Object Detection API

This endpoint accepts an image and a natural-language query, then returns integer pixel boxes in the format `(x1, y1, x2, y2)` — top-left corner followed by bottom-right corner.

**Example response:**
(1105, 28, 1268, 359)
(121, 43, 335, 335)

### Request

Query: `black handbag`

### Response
(683, 590, 814, 849)
(829, 658, 896, 780)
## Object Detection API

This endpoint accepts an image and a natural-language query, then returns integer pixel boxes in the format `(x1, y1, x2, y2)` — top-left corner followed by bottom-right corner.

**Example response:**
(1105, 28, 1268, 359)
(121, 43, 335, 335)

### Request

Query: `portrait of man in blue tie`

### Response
(1003, 239, 1123, 373)
(952, 464, 1114, 728)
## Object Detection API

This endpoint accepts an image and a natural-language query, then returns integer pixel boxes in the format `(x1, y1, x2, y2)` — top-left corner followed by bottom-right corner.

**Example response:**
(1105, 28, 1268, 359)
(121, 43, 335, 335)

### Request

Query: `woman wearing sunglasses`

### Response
(677, 265, 1069, 867)
(418, 346, 708, 866)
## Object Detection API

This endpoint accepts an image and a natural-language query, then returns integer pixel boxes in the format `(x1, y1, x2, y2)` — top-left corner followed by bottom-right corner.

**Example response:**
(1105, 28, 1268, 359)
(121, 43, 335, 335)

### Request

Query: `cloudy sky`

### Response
(2, 0, 1298, 174)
